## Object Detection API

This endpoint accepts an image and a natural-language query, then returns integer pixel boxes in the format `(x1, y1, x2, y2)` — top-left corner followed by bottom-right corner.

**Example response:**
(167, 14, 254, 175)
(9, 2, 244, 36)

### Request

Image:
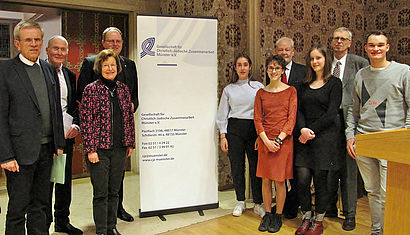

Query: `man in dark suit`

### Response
(327, 27, 369, 231)
(0, 21, 65, 235)
(77, 27, 138, 222)
(46, 35, 83, 234)
(268, 37, 306, 219)
(266, 37, 306, 87)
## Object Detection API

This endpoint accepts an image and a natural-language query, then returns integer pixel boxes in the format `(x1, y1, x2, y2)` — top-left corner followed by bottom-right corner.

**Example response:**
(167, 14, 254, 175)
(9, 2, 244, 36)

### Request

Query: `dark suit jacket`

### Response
(338, 53, 369, 120)
(266, 61, 306, 87)
(0, 56, 65, 165)
(62, 66, 79, 126)
(61, 66, 79, 146)
(77, 55, 139, 112)
(288, 62, 306, 87)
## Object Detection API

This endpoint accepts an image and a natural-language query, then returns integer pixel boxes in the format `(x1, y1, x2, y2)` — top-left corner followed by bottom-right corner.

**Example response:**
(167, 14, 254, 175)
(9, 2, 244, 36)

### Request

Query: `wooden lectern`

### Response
(356, 128, 410, 235)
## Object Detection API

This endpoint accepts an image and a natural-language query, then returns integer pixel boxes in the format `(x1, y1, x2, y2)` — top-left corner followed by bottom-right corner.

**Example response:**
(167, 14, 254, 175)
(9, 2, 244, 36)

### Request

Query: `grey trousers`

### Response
(356, 155, 387, 235)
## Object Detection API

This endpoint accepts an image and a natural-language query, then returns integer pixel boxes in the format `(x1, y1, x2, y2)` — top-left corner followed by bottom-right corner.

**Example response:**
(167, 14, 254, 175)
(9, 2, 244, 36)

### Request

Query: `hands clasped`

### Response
(299, 128, 315, 144)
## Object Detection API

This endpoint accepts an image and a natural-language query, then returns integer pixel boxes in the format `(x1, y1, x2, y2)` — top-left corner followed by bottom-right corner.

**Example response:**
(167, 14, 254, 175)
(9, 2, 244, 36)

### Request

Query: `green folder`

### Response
(50, 153, 66, 184)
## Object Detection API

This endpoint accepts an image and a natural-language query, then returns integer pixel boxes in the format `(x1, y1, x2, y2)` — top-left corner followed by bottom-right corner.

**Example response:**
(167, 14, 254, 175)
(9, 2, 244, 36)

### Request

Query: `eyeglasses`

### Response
(105, 40, 123, 44)
(21, 38, 42, 44)
(102, 64, 117, 69)
(267, 66, 283, 72)
(332, 37, 350, 42)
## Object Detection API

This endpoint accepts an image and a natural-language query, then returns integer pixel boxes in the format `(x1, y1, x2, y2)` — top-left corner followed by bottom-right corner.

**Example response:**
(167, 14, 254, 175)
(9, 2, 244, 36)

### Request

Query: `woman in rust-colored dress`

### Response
(254, 55, 298, 233)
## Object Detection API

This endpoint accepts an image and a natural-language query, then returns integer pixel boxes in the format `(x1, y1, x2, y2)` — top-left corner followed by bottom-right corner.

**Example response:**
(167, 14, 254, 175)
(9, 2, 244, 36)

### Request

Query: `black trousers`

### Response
(327, 111, 358, 218)
(5, 142, 54, 235)
(283, 178, 299, 215)
(117, 170, 126, 212)
(296, 167, 335, 214)
(227, 118, 262, 204)
(47, 139, 74, 227)
(87, 148, 126, 234)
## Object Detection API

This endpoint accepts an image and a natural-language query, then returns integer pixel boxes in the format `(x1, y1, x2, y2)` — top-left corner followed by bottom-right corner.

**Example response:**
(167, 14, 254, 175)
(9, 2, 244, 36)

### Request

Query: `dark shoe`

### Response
(295, 218, 310, 235)
(268, 213, 282, 233)
(117, 208, 134, 222)
(107, 227, 121, 235)
(324, 209, 338, 218)
(342, 217, 356, 231)
(55, 223, 83, 234)
(283, 205, 298, 219)
(284, 211, 298, 219)
(259, 212, 272, 232)
(306, 221, 323, 235)
(273, 205, 298, 219)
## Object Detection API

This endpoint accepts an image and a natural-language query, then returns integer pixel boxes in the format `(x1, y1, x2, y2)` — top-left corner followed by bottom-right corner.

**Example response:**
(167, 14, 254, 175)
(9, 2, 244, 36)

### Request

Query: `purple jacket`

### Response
(80, 79, 135, 154)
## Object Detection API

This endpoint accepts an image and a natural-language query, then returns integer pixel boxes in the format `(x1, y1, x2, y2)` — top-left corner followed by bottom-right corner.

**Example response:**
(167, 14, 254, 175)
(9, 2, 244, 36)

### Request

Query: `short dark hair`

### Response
(366, 30, 388, 44)
(265, 54, 286, 69)
(93, 49, 122, 74)
(265, 55, 286, 83)
(265, 55, 286, 84)
(305, 45, 332, 84)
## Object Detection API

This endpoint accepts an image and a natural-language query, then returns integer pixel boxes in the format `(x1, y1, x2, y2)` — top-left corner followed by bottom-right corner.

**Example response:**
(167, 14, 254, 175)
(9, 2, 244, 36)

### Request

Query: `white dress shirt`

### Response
(332, 54, 347, 81)
(284, 60, 292, 83)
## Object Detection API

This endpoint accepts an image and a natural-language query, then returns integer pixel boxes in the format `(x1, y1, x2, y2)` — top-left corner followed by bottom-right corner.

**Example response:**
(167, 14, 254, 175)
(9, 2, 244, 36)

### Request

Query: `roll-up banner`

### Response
(137, 15, 218, 217)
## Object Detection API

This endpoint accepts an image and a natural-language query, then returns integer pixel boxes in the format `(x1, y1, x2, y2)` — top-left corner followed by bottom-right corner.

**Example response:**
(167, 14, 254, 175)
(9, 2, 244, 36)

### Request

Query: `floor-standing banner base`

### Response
(139, 202, 219, 218)
(137, 15, 218, 218)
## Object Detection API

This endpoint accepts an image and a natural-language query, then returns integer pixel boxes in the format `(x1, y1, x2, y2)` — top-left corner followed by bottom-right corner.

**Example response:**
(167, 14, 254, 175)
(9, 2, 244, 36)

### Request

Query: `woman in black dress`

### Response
(294, 45, 343, 235)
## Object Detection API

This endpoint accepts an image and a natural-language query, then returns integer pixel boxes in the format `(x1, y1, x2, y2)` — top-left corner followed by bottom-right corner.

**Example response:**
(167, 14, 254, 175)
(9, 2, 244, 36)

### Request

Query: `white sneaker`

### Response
(232, 201, 246, 216)
(253, 203, 266, 217)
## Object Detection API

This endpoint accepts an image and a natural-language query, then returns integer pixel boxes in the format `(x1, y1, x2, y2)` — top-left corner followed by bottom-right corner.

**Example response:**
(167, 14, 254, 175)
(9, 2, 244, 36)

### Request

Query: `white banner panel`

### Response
(137, 15, 218, 216)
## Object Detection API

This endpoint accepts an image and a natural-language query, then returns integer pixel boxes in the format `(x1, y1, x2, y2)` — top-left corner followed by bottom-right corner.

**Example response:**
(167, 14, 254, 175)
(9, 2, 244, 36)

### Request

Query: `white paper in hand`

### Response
(63, 112, 73, 136)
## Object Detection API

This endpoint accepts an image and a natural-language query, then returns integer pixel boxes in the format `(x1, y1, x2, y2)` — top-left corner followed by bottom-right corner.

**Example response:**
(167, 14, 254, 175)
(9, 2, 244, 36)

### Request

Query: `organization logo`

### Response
(140, 37, 156, 58)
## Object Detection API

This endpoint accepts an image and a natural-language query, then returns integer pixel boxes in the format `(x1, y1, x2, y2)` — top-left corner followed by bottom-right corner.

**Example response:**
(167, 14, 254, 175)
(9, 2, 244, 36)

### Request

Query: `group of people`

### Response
(0, 21, 138, 235)
(216, 27, 409, 235)
(0, 19, 408, 235)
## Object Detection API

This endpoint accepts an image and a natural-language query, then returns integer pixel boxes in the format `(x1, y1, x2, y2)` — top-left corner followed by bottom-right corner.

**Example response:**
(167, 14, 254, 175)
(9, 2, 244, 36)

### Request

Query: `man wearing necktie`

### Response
(0, 21, 65, 235)
(267, 37, 305, 87)
(267, 37, 306, 219)
(46, 35, 83, 234)
(326, 27, 369, 231)
(77, 27, 138, 222)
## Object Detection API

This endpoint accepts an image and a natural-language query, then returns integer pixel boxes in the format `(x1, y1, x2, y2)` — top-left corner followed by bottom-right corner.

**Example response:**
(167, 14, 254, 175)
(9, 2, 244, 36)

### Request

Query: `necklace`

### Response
(104, 85, 116, 97)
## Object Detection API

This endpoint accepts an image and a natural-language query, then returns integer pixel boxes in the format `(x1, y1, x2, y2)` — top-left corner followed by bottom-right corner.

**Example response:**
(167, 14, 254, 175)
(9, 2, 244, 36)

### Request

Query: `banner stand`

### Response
(139, 202, 219, 220)
(137, 15, 219, 219)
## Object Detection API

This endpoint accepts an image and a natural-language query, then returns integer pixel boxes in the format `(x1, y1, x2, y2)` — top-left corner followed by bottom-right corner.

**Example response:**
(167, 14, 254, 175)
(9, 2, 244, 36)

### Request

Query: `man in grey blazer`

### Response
(0, 21, 65, 235)
(327, 27, 369, 231)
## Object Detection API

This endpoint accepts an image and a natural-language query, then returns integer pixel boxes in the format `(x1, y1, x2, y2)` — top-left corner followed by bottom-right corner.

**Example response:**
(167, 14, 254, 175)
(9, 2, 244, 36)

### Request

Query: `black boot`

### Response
(259, 212, 272, 232)
(268, 213, 282, 233)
